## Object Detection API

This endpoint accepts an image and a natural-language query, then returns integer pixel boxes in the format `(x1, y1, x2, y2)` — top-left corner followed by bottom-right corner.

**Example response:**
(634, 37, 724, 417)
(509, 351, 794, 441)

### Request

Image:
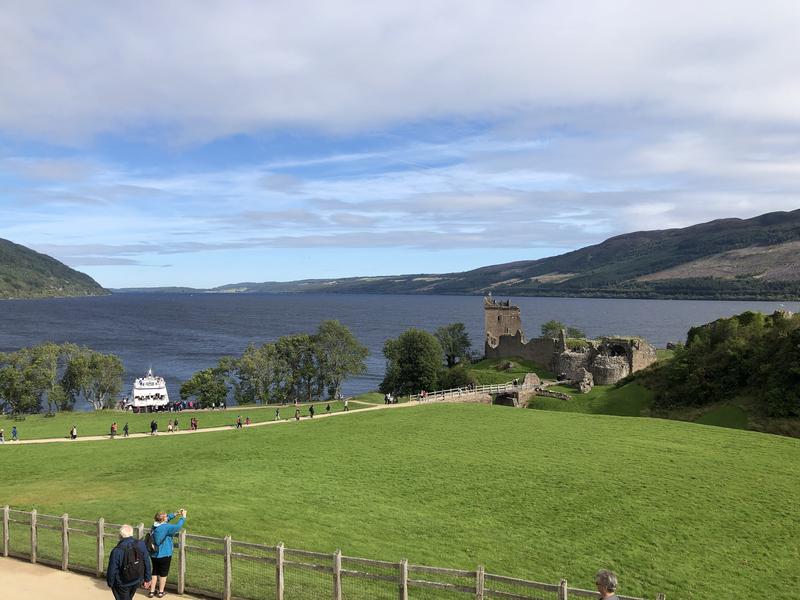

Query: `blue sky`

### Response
(1, 1, 799, 288)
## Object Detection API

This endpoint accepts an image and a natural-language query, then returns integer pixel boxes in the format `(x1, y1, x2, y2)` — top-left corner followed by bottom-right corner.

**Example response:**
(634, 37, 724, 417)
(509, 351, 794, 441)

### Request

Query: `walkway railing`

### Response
(410, 379, 534, 402)
(1, 506, 664, 600)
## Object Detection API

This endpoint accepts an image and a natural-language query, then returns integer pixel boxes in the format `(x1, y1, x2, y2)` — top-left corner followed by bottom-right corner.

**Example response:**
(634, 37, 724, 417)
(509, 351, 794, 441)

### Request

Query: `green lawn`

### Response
(694, 405, 749, 430)
(0, 394, 375, 440)
(529, 383, 653, 417)
(2, 403, 799, 599)
(467, 356, 554, 384)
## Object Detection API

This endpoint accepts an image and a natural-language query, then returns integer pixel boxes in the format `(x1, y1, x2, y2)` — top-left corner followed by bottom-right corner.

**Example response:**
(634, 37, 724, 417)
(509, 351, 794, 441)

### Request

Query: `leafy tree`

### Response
(314, 320, 368, 399)
(62, 348, 124, 410)
(180, 367, 228, 408)
(380, 329, 443, 395)
(434, 323, 472, 368)
(439, 365, 478, 390)
(276, 334, 320, 402)
(541, 320, 565, 338)
(541, 320, 585, 338)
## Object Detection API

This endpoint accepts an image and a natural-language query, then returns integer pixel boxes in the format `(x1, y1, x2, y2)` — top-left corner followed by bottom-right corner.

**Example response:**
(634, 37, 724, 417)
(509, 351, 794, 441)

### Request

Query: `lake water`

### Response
(0, 293, 796, 407)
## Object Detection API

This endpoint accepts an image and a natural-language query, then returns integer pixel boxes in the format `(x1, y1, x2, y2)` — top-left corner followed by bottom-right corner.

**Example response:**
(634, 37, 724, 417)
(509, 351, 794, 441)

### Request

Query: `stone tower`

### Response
(484, 296, 524, 348)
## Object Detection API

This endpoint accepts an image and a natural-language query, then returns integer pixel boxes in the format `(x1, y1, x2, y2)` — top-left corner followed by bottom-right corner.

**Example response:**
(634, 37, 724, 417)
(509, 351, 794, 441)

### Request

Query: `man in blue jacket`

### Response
(106, 524, 152, 600)
(150, 509, 186, 598)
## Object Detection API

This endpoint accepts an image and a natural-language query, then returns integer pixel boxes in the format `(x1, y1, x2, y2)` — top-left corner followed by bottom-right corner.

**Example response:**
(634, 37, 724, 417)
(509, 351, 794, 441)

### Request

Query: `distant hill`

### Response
(116, 209, 800, 300)
(0, 238, 107, 299)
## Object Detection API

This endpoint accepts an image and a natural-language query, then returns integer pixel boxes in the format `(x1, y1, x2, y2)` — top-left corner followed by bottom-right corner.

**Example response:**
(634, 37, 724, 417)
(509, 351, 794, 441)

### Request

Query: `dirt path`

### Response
(5, 400, 420, 445)
(0, 557, 206, 600)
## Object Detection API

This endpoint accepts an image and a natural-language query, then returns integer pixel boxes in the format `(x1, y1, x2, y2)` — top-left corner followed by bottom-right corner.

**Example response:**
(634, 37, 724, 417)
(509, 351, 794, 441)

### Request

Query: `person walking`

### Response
(106, 524, 152, 600)
(150, 420, 157, 436)
(0, 429, 4, 443)
(294, 407, 301, 421)
(236, 415, 243, 429)
(167, 419, 173, 433)
(245, 416, 251, 426)
(70, 425, 78, 440)
(173, 418, 179, 432)
(309, 405, 315, 418)
(110, 422, 118, 439)
(123, 423, 129, 437)
(325, 403, 331, 414)
(274, 408, 280, 421)
(11, 426, 18, 441)
(148, 509, 187, 598)
(343, 398, 349, 412)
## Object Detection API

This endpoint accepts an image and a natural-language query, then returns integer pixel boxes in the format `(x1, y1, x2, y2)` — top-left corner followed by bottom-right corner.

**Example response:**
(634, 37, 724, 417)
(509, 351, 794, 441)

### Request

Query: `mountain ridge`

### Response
(115, 209, 800, 300)
(0, 239, 108, 300)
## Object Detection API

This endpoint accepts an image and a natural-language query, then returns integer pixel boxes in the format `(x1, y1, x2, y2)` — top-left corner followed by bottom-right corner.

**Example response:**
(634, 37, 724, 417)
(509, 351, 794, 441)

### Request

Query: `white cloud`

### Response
(0, 1, 799, 143)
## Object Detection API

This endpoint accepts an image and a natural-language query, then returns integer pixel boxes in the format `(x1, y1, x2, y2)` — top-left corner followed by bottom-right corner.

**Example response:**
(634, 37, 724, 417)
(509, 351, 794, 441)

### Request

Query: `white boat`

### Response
(127, 368, 170, 411)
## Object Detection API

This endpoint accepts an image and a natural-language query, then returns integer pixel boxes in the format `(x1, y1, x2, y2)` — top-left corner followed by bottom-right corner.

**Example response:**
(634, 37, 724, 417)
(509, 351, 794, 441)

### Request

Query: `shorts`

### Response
(151, 555, 172, 577)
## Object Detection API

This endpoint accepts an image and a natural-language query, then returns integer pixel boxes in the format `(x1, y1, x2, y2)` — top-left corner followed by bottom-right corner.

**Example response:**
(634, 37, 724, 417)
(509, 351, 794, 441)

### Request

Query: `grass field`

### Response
(529, 383, 654, 417)
(468, 357, 554, 383)
(0, 393, 380, 440)
(2, 403, 799, 598)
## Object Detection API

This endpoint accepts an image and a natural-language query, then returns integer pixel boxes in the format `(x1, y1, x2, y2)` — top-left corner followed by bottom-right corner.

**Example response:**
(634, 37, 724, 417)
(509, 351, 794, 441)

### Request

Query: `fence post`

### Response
(223, 535, 232, 600)
(656, 594, 666, 600)
(475, 565, 485, 600)
(61, 513, 69, 570)
(333, 549, 342, 600)
(2, 506, 8, 557)
(137, 523, 144, 540)
(30, 509, 37, 564)
(96, 517, 105, 577)
(558, 578, 568, 600)
(178, 529, 186, 595)
(275, 543, 285, 600)
(398, 558, 408, 600)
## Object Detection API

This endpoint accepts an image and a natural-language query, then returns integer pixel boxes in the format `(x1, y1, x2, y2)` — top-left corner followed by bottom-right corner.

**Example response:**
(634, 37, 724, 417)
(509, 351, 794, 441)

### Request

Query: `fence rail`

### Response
(1, 505, 664, 600)
(410, 379, 535, 402)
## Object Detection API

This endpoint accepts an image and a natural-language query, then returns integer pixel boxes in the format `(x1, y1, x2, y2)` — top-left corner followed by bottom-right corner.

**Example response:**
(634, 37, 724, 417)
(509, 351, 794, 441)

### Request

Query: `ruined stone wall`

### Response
(590, 356, 630, 385)
(630, 339, 658, 372)
(484, 332, 557, 366)
(554, 351, 591, 380)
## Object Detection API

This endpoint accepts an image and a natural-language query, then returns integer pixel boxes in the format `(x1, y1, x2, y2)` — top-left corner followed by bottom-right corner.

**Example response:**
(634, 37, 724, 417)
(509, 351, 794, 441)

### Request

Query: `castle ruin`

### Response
(484, 296, 657, 386)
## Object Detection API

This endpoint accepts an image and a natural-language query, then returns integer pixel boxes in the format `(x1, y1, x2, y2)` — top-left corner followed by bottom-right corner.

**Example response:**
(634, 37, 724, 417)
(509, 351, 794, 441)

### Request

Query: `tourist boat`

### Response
(127, 368, 170, 412)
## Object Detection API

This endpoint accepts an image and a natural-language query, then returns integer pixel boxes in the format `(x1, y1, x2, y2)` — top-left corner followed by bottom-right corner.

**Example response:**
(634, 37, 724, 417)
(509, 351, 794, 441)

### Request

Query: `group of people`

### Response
(0, 426, 20, 442)
(106, 508, 187, 600)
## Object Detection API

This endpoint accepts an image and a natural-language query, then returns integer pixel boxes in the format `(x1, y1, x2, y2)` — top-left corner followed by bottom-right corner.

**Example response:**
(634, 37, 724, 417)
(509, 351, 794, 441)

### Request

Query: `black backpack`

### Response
(144, 530, 159, 553)
(120, 542, 145, 582)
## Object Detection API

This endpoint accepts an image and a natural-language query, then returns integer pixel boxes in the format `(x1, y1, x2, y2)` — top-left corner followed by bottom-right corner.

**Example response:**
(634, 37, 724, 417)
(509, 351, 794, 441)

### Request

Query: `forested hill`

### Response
(202, 209, 800, 300)
(0, 238, 107, 299)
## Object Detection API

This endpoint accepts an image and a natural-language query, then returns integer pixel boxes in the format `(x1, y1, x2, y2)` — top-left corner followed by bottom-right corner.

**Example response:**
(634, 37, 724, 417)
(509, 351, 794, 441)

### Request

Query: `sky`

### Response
(1, 1, 799, 288)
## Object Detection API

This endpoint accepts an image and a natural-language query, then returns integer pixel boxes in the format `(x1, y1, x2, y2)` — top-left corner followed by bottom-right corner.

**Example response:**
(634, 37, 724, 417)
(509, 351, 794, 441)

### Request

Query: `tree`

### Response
(541, 320, 565, 338)
(276, 334, 320, 402)
(541, 320, 585, 338)
(434, 323, 472, 368)
(439, 364, 478, 390)
(380, 329, 443, 395)
(314, 320, 369, 399)
(62, 348, 124, 410)
(180, 368, 228, 408)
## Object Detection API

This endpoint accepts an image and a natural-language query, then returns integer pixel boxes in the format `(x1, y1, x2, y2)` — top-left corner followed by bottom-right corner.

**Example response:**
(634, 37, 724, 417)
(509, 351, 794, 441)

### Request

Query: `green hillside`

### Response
(0, 238, 107, 299)
(181, 209, 800, 300)
(2, 404, 799, 598)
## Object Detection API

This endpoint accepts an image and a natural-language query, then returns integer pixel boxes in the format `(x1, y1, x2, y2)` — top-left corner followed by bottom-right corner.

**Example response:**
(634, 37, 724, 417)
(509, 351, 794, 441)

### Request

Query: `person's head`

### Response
(154, 511, 168, 523)
(595, 569, 618, 595)
(119, 524, 134, 539)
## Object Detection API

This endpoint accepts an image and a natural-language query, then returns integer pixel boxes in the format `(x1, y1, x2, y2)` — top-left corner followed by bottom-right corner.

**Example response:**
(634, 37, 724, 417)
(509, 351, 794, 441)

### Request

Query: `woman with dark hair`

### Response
(148, 509, 186, 598)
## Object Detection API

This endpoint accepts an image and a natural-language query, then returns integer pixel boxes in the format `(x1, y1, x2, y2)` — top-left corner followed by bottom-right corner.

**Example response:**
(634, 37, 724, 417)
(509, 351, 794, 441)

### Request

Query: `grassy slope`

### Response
(2, 404, 799, 599)
(468, 357, 555, 383)
(0, 395, 378, 440)
(529, 383, 653, 417)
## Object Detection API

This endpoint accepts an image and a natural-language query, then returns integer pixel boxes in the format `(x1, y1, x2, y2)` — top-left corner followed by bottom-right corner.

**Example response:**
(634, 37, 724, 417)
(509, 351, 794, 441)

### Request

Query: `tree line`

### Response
(180, 320, 369, 407)
(0, 343, 123, 414)
(641, 310, 800, 417)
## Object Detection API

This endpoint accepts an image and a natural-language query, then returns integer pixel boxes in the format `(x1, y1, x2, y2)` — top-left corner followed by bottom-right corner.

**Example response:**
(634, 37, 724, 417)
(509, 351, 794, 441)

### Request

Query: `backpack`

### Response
(120, 542, 145, 582)
(144, 530, 159, 554)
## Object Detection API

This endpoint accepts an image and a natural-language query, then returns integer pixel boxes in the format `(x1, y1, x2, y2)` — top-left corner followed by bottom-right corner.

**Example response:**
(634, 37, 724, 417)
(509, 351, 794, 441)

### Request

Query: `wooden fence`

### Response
(1, 506, 664, 600)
